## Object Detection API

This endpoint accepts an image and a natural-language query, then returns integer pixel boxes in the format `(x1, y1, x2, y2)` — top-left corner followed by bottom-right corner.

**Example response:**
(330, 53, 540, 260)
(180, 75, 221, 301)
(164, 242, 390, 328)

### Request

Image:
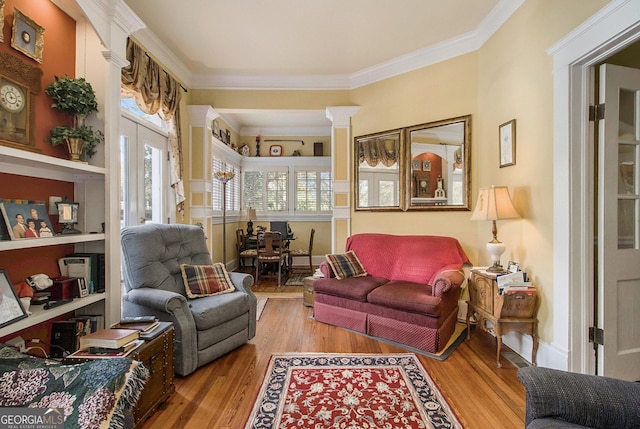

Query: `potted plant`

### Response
(45, 75, 104, 162)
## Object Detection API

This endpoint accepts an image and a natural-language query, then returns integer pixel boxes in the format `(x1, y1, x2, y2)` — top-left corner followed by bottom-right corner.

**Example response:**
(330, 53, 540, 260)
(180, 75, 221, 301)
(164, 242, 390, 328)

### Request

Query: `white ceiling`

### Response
(121, 0, 522, 135)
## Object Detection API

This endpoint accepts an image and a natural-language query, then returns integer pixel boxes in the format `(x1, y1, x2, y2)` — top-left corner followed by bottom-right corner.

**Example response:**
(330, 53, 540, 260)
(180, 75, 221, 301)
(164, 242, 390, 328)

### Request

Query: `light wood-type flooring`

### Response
(139, 272, 526, 429)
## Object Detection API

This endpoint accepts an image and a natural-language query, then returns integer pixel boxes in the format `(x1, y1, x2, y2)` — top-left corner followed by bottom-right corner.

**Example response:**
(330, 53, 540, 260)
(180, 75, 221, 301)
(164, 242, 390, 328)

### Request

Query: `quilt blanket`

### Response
(0, 345, 148, 429)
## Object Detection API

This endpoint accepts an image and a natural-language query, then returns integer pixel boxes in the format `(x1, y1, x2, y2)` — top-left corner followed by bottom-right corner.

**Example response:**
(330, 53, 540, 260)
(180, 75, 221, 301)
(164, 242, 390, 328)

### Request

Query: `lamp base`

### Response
(486, 240, 506, 273)
(486, 261, 506, 273)
(247, 220, 254, 236)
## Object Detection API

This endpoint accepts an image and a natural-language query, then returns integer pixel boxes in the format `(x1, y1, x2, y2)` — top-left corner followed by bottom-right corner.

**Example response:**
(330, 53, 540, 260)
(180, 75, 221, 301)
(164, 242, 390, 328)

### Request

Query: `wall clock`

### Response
(0, 52, 42, 152)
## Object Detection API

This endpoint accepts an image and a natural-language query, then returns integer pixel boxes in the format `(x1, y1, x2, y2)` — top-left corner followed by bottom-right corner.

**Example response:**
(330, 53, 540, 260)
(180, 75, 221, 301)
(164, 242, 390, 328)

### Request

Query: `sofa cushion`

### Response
(326, 250, 368, 279)
(367, 281, 442, 317)
(180, 263, 235, 298)
(346, 234, 470, 284)
(314, 276, 388, 302)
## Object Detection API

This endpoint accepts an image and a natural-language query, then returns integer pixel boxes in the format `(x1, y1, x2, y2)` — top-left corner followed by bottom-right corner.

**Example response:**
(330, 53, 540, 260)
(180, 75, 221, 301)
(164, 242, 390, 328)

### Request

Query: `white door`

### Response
(120, 115, 170, 228)
(598, 63, 640, 381)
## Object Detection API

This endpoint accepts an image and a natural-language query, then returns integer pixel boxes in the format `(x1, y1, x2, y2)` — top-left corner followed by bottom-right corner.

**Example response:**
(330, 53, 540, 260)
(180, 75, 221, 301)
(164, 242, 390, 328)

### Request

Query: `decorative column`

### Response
(325, 106, 360, 253)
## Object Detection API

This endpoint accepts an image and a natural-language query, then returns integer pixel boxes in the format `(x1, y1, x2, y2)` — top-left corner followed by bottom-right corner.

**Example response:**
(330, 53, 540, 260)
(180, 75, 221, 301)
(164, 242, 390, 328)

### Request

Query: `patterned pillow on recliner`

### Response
(180, 263, 235, 298)
(326, 250, 367, 279)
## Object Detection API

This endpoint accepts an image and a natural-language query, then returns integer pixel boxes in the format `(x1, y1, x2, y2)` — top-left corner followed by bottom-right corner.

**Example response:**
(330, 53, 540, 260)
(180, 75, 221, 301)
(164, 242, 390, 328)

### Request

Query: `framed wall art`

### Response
(499, 119, 516, 168)
(269, 145, 282, 156)
(11, 8, 45, 63)
(0, 269, 28, 329)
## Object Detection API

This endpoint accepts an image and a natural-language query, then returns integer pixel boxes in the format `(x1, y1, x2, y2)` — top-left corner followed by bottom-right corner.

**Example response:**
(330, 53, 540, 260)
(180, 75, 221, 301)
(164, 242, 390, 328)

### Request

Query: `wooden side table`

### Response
(303, 276, 315, 307)
(466, 269, 539, 368)
(130, 323, 175, 428)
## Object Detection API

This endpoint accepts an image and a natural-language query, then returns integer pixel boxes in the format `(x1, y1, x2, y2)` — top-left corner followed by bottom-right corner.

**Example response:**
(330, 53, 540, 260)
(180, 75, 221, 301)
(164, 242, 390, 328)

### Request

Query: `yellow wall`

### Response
(180, 0, 612, 346)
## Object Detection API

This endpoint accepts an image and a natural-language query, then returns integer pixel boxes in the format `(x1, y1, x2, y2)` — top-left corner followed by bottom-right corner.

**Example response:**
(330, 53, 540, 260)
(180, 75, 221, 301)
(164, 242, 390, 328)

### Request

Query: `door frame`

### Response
(549, 0, 640, 373)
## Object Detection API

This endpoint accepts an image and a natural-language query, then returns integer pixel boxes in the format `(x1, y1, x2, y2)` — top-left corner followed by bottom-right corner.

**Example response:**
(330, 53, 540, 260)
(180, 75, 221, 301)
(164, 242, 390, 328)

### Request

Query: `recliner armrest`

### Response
(124, 288, 191, 314)
(518, 367, 640, 429)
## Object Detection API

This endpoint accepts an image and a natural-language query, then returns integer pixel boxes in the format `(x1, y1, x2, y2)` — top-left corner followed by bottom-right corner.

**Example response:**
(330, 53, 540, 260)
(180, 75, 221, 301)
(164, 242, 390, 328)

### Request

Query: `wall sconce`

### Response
(471, 185, 520, 272)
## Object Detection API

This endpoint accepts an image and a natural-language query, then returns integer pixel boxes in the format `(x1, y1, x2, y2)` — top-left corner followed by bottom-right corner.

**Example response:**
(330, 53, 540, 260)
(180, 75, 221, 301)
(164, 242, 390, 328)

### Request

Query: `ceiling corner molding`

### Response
(192, 73, 351, 90)
(130, 28, 194, 89)
(474, 0, 525, 46)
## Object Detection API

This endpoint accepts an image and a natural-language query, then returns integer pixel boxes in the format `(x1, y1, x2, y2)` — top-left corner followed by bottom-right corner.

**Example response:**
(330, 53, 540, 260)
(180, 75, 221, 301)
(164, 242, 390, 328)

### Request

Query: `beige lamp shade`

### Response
(471, 186, 520, 272)
(246, 208, 257, 221)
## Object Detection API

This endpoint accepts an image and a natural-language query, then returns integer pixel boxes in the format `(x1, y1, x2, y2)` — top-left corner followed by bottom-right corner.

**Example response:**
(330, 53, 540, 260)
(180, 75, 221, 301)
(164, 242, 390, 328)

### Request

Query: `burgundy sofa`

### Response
(314, 233, 470, 353)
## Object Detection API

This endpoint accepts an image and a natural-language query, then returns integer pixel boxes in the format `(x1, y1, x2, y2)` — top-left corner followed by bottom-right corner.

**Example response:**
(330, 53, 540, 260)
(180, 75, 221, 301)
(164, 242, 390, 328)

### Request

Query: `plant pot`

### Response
(65, 138, 84, 162)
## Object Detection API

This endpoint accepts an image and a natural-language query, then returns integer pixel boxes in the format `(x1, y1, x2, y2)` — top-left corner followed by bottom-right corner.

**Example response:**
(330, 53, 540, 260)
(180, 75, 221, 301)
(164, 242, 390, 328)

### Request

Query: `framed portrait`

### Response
(225, 129, 231, 145)
(11, 8, 44, 64)
(0, 269, 28, 329)
(507, 261, 520, 273)
(499, 119, 516, 168)
(422, 160, 431, 171)
(0, 202, 54, 240)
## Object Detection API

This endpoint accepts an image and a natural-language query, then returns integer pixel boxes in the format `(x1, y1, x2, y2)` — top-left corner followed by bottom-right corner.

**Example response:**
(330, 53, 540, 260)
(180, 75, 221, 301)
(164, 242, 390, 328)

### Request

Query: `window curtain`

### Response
(121, 38, 186, 216)
(358, 138, 398, 167)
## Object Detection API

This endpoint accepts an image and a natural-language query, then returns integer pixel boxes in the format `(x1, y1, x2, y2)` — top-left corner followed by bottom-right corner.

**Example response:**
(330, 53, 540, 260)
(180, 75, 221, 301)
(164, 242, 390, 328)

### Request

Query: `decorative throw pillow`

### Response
(325, 250, 367, 279)
(180, 263, 235, 298)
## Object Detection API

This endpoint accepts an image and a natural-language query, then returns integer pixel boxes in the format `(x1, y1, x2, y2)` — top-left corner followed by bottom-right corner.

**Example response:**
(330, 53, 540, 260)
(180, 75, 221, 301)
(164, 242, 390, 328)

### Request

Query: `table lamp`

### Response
(471, 185, 520, 272)
(246, 208, 257, 236)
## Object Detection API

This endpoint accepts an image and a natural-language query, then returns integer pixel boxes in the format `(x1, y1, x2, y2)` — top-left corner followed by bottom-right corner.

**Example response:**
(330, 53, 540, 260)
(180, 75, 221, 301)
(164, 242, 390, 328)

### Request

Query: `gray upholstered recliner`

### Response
(517, 366, 640, 429)
(121, 223, 256, 376)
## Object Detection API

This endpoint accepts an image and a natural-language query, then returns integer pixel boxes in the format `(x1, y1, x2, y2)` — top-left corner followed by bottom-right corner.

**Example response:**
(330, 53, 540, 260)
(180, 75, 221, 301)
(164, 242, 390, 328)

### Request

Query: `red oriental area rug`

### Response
(244, 353, 462, 429)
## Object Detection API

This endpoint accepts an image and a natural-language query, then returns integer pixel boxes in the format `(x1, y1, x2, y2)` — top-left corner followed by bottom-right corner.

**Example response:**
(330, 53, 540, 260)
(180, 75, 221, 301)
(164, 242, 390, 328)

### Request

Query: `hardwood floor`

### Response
(140, 276, 526, 429)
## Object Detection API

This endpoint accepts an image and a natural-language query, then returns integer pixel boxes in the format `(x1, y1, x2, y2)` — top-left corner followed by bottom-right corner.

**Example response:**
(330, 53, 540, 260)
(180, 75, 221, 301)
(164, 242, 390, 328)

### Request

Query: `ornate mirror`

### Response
(405, 115, 471, 211)
(354, 128, 404, 211)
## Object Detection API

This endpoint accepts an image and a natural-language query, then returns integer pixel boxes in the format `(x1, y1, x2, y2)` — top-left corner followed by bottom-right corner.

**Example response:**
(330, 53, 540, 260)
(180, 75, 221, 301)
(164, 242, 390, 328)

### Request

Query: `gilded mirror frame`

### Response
(354, 128, 405, 211)
(405, 115, 472, 211)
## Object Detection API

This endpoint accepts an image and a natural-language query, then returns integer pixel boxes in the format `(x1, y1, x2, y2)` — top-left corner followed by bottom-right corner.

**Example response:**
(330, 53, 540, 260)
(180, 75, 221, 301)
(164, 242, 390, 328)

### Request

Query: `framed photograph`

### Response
(499, 119, 516, 168)
(507, 261, 520, 273)
(0, 202, 54, 240)
(0, 269, 28, 329)
(212, 119, 219, 136)
(77, 277, 89, 298)
(411, 160, 420, 170)
(225, 129, 231, 145)
(270, 145, 282, 156)
(422, 160, 431, 171)
(11, 8, 45, 64)
(0, 1, 5, 43)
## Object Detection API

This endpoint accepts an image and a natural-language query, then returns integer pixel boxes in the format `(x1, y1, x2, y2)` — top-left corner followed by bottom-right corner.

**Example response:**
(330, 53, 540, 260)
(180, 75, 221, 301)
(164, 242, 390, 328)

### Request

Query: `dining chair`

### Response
(288, 228, 315, 274)
(236, 228, 257, 268)
(255, 231, 287, 286)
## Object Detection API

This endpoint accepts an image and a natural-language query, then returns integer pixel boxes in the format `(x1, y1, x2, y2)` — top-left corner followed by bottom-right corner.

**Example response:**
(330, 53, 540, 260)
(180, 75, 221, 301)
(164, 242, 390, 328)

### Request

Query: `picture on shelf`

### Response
(0, 269, 28, 328)
(0, 202, 54, 240)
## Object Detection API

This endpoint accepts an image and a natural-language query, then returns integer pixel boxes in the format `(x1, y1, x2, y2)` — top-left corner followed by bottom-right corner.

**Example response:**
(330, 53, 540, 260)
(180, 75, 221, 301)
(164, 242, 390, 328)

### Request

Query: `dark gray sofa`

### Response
(517, 366, 640, 429)
(121, 223, 256, 376)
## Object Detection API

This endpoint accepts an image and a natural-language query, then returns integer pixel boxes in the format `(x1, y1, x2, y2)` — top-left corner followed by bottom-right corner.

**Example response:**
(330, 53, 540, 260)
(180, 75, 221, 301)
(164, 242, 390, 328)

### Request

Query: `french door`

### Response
(120, 115, 170, 228)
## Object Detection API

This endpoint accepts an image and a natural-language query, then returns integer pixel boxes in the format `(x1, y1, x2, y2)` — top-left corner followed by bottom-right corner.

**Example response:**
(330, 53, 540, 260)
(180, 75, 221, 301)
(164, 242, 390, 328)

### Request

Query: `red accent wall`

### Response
(2, 0, 76, 157)
(0, 1, 78, 348)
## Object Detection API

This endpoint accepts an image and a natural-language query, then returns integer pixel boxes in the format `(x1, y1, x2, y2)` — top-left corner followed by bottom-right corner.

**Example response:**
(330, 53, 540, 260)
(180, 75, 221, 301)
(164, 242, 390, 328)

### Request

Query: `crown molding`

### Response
(127, 0, 523, 91)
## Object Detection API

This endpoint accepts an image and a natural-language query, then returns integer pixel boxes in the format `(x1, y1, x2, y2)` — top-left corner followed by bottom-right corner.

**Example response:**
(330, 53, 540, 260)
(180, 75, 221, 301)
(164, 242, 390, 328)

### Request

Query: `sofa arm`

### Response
(319, 261, 335, 278)
(432, 269, 465, 296)
(517, 367, 640, 429)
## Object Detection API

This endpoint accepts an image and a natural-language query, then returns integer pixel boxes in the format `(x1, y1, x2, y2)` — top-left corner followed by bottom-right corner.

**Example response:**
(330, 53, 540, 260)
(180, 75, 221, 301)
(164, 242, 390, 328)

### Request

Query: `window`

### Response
(295, 169, 332, 213)
(242, 160, 332, 217)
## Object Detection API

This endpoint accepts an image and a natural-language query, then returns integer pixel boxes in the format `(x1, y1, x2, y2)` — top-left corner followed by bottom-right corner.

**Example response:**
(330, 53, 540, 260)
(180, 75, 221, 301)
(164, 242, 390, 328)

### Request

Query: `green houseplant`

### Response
(45, 75, 104, 161)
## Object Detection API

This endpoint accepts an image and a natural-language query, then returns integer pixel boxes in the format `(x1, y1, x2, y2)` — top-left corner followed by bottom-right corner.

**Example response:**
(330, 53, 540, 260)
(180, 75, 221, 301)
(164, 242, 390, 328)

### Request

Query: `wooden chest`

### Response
(130, 324, 175, 428)
(303, 276, 315, 307)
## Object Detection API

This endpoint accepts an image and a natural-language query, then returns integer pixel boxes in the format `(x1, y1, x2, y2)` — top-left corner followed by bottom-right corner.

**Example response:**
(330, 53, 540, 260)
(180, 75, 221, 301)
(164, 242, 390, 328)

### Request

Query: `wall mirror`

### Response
(406, 115, 471, 211)
(354, 128, 405, 211)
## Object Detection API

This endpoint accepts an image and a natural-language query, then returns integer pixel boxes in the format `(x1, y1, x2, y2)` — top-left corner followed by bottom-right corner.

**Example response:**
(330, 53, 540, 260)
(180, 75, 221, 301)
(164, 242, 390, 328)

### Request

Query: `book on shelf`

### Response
(79, 328, 139, 350)
(66, 339, 144, 359)
(71, 252, 105, 293)
(502, 283, 537, 295)
(58, 257, 91, 286)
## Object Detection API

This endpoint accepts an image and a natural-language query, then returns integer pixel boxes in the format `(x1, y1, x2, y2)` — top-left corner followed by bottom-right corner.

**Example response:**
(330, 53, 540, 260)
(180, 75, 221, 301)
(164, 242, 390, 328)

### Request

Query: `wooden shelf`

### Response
(0, 293, 105, 338)
(0, 233, 105, 251)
